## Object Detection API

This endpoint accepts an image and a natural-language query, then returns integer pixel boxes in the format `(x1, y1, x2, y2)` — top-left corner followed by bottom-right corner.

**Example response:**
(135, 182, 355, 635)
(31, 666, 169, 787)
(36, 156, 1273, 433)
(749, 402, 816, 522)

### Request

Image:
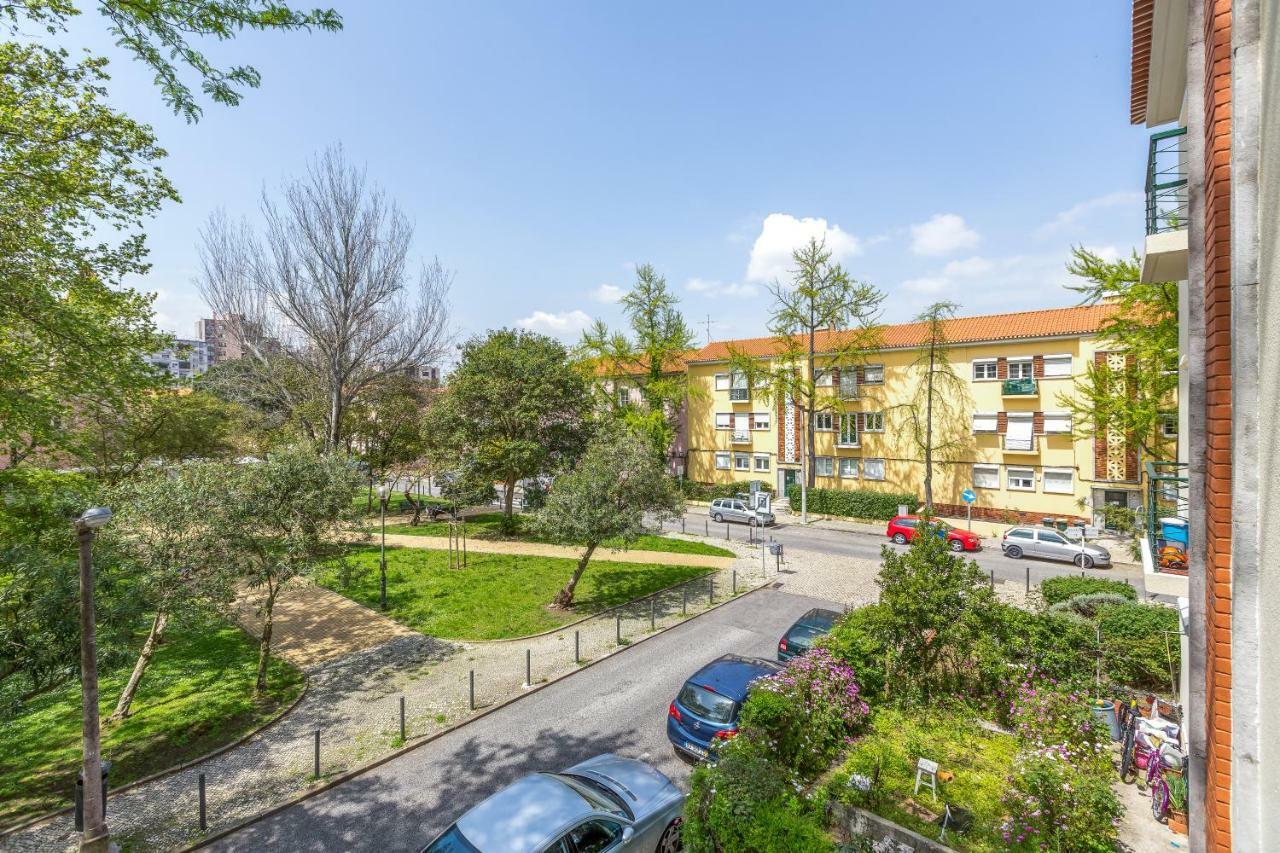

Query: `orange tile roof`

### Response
(686, 303, 1121, 363)
(591, 352, 692, 377)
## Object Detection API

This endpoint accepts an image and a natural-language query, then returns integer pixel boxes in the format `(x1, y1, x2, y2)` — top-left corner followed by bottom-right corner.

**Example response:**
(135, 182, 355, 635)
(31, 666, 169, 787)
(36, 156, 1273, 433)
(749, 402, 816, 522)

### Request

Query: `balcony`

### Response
(732, 431, 751, 444)
(729, 388, 750, 403)
(1001, 377, 1037, 396)
(1002, 435, 1038, 453)
(1141, 127, 1189, 282)
(1144, 460, 1189, 576)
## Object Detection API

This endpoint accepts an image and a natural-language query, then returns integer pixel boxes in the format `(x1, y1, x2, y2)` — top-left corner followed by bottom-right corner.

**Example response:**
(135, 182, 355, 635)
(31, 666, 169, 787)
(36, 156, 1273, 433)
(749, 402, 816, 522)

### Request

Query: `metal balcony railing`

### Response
(729, 388, 750, 402)
(1146, 127, 1188, 235)
(1145, 460, 1189, 574)
(732, 431, 751, 443)
(1002, 435, 1037, 452)
(1002, 377, 1037, 396)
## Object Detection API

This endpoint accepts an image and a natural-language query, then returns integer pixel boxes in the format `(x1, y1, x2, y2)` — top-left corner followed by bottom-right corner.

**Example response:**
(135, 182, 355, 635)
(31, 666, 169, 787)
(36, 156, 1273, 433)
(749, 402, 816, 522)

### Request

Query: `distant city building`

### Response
(144, 338, 214, 380)
(195, 313, 278, 365)
(400, 364, 441, 384)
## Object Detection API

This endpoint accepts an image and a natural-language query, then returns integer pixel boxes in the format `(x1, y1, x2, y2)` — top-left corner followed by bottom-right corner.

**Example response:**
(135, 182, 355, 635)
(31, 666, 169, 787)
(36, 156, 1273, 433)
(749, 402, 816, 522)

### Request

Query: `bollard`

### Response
(469, 669, 475, 711)
(650, 597, 656, 630)
(682, 586, 688, 615)
(726, 522, 730, 541)
(198, 772, 207, 832)
(399, 695, 406, 742)
(733, 569, 737, 594)
(705, 519, 709, 536)
(525, 648, 531, 686)
(616, 613, 622, 644)
(1025, 565, 1030, 593)
(990, 569, 995, 590)
(708, 577, 714, 604)
(682, 517, 686, 534)
(313, 729, 320, 778)
(574, 629, 580, 663)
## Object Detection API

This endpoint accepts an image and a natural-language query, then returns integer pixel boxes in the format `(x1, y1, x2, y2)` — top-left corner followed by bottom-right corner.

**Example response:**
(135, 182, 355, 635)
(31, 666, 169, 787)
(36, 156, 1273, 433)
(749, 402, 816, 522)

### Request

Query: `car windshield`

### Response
(423, 825, 480, 853)
(678, 682, 737, 723)
(557, 774, 632, 819)
(785, 624, 825, 651)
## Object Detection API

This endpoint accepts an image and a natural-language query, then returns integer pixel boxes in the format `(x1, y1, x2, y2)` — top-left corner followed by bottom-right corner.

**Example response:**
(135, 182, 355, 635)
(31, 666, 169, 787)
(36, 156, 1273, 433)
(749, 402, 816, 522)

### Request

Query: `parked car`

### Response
(777, 608, 842, 661)
(708, 497, 775, 527)
(885, 515, 982, 552)
(421, 754, 684, 853)
(1000, 526, 1112, 569)
(666, 654, 782, 761)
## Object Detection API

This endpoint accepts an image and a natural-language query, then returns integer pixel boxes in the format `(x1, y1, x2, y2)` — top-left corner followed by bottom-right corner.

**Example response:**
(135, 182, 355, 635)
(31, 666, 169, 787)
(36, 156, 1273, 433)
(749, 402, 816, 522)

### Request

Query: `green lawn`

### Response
(0, 617, 303, 829)
(375, 512, 734, 558)
(316, 545, 711, 639)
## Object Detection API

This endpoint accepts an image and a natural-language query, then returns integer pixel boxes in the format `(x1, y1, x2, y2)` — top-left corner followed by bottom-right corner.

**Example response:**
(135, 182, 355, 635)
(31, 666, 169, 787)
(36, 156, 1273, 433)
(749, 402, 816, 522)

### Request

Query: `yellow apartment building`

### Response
(680, 304, 1150, 526)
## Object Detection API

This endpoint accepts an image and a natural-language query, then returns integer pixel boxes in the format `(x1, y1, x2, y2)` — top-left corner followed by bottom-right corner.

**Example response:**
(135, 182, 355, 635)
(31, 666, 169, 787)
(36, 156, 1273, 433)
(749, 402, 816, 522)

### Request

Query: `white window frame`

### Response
(839, 370, 859, 399)
(1160, 414, 1178, 438)
(753, 454, 770, 472)
(1042, 467, 1075, 494)
(813, 411, 834, 431)
(1007, 358, 1034, 380)
(972, 464, 1000, 490)
(815, 456, 834, 477)
(714, 413, 732, 430)
(863, 458, 886, 481)
(972, 359, 998, 381)
(839, 457, 859, 478)
(862, 363, 885, 384)
(714, 452, 731, 470)
(616, 387, 630, 407)
(1043, 412, 1073, 434)
(714, 373, 730, 391)
(972, 411, 998, 433)
(733, 452, 751, 471)
(1007, 466, 1035, 491)
(813, 368, 835, 387)
(752, 412, 771, 431)
(863, 411, 885, 432)
(1042, 354, 1072, 378)
(838, 413, 859, 447)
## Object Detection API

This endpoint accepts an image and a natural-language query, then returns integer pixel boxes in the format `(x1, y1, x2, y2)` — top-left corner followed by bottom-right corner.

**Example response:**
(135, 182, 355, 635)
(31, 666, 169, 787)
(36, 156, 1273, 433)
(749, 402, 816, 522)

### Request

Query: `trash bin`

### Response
(1041, 517, 1055, 527)
(1091, 699, 1122, 741)
(1055, 518, 1069, 531)
(768, 543, 783, 556)
(73, 760, 111, 831)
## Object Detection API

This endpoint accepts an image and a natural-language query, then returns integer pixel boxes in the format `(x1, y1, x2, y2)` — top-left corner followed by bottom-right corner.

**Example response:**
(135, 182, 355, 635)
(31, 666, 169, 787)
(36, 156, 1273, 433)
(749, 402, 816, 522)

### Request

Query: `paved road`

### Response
(206, 588, 838, 853)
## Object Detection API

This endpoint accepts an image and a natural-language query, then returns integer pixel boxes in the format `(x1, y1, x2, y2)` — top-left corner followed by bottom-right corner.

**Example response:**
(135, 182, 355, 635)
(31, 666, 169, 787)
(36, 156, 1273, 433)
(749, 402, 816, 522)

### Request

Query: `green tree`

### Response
(529, 427, 683, 608)
(428, 329, 593, 525)
(728, 238, 883, 511)
(198, 352, 329, 452)
(351, 374, 432, 510)
(889, 302, 971, 514)
(579, 264, 698, 461)
(1056, 247, 1179, 459)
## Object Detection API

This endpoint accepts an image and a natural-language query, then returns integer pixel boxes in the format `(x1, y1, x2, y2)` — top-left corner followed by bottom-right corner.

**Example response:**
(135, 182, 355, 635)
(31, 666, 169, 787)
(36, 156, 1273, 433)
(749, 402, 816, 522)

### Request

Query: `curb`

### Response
(183, 576, 775, 851)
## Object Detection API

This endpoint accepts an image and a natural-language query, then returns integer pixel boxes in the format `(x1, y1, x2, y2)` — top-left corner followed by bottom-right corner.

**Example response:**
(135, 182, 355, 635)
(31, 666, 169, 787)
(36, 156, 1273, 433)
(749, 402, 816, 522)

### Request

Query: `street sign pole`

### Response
(960, 488, 977, 531)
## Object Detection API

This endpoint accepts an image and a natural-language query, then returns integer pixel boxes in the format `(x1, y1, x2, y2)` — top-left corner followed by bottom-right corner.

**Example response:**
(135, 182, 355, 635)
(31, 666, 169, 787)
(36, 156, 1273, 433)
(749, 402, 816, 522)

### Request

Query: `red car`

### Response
(886, 515, 982, 552)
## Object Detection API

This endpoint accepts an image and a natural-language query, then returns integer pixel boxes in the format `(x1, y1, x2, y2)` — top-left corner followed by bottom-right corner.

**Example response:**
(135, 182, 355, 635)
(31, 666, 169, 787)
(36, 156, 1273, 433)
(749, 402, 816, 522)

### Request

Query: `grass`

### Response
(833, 707, 1018, 852)
(0, 617, 303, 829)
(315, 545, 710, 640)
(375, 512, 735, 558)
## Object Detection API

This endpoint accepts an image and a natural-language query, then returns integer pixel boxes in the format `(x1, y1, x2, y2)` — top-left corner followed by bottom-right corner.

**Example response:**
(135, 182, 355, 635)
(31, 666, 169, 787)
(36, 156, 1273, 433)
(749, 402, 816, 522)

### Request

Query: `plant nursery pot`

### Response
(1169, 810, 1188, 834)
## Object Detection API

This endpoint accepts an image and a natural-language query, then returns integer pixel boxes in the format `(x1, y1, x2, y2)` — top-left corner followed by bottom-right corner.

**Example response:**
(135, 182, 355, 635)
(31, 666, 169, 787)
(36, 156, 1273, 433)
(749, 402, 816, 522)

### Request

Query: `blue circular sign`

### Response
(961, 488, 977, 504)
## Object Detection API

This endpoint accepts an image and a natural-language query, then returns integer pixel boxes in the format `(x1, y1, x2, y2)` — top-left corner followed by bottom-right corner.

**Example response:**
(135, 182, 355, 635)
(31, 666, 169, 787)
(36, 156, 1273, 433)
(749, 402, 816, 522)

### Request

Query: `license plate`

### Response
(684, 742, 709, 758)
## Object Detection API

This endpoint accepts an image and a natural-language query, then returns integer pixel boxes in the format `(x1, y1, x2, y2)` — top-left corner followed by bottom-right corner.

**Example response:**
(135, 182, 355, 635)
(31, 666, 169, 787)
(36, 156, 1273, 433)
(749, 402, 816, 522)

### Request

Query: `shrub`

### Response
(680, 480, 772, 502)
(1040, 575, 1136, 606)
(988, 605, 1097, 694)
(1097, 602, 1180, 692)
(784, 485, 918, 520)
(817, 605, 890, 701)
(1048, 591, 1134, 620)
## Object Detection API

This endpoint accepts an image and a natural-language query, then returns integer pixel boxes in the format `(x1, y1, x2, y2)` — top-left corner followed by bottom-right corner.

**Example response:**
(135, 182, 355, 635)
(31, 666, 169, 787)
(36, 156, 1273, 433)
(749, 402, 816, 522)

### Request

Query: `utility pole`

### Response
(75, 507, 113, 853)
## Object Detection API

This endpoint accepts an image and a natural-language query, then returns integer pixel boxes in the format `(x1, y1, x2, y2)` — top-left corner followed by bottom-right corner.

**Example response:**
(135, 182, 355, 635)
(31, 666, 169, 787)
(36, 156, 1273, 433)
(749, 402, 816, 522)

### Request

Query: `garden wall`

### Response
(830, 803, 957, 853)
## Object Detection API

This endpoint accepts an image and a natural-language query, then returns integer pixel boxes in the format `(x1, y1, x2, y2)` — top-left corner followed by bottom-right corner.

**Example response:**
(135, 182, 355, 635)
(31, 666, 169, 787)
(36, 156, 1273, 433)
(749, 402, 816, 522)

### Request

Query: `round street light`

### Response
(77, 507, 113, 530)
(73, 505, 112, 851)
(376, 485, 389, 610)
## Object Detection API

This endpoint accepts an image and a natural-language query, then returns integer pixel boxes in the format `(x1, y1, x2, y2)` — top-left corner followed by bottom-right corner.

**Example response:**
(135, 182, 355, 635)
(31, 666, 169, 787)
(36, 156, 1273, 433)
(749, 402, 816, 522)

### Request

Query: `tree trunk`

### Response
(255, 583, 278, 696)
(109, 609, 169, 723)
(554, 542, 598, 608)
(328, 385, 343, 453)
(503, 475, 517, 520)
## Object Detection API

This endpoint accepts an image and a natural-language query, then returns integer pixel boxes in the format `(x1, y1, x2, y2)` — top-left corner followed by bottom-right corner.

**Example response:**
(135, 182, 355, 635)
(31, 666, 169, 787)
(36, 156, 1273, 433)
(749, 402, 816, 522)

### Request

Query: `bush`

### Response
(680, 480, 773, 502)
(817, 605, 890, 701)
(784, 485, 918, 520)
(1040, 575, 1136, 605)
(1048, 591, 1134, 620)
(988, 605, 1098, 694)
(1097, 602, 1180, 692)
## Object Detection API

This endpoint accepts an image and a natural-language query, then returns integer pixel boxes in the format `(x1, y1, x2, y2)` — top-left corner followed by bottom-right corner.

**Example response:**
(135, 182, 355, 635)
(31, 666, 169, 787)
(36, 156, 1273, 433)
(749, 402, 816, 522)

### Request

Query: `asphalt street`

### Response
(205, 588, 839, 853)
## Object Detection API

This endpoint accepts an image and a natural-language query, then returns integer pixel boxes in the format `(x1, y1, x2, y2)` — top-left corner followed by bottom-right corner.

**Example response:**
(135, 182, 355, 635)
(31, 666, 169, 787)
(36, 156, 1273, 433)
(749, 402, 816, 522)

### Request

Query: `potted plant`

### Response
(1167, 774, 1188, 834)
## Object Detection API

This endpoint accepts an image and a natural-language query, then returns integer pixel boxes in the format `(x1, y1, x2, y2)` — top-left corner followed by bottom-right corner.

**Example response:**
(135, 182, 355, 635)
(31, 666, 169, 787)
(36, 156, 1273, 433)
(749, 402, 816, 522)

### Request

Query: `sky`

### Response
(61, 2, 1149, 354)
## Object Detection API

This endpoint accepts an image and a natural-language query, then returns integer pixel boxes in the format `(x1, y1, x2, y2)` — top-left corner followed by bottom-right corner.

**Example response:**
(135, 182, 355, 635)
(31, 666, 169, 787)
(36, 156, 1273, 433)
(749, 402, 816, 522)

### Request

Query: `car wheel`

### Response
(1075, 554, 1094, 569)
(892, 532, 907, 545)
(1006, 544, 1023, 559)
(950, 539, 964, 552)
(656, 817, 683, 853)
(713, 513, 723, 523)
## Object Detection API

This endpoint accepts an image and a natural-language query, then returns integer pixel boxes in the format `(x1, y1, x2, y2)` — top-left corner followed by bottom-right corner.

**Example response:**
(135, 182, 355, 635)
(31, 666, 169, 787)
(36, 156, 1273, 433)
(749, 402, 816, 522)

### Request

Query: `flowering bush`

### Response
(1006, 669, 1110, 773)
(741, 647, 869, 776)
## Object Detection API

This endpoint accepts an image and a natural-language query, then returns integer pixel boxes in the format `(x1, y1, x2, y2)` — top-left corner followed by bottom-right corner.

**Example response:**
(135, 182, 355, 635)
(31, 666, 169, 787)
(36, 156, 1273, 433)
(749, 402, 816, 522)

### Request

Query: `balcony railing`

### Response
(1002, 377, 1037, 396)
(729, 388, 750, 402)
(1002, 435, 1037, 452)
(1146, 127, 1188, 235)
(1145, 460, 1189, 575)
(732, 431, 751, 443)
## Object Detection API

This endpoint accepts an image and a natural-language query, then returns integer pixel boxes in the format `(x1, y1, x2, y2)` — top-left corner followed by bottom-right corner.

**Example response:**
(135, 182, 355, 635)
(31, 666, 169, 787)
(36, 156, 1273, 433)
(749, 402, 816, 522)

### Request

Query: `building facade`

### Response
(682, 305, 1144, 526)
(143, 338, 214, 381)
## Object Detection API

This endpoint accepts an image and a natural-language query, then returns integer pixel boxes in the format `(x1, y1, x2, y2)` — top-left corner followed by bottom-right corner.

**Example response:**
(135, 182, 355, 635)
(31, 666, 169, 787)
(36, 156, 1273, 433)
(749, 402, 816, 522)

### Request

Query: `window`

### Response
(863, 458, 885, 480)
(862, 364, 885, 384)
(1007, 467, 1035, 491)
(838, 413, 859, 446)
(839, 458, 859, 478)
(1043, 412, 1072, 434)
(973, 464, 1000, 489)
(840, 371, 859, 399)
(1007, 528, 1034, 540)
(972, 359, 998, 381)
(729, 372, 749, 400)
(715, 452, 731, 470)
(1007, 359, 1034, 380)
(863, 412, 885, 432)
(1160, 414, 1178, 438)
(616, 387, 630, 407)
(752, 411, 771, 430)
(972, 412, 998, 433)
(567, 820, 624, 853)
(814, 412, 834, 431)
(714, 373, 730, 391)
(815, 456, 834, 477)
(1043, 468, 1074, 494)
(1043, 354, 1072, 378)
(734, 453, 750, 470)
(1038, 530, 1068, 545)
(754, 455, 770, 471)
(715, 413, 732, 430)
(813, 368, 835, 387)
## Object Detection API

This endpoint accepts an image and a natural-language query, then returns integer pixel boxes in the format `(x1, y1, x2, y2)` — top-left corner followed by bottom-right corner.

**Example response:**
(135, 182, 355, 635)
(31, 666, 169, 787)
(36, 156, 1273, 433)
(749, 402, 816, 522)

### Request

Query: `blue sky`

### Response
(68, 2, 1148, 351)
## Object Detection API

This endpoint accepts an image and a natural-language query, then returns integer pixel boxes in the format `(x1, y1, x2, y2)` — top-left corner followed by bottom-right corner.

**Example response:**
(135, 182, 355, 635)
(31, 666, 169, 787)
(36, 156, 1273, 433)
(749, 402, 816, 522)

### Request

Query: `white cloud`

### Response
(1034, 192, 1143, 239)
(687, 277, 757, 297)
(909, 213, 980, 256)
(592, 284, 625, 303)
(745, 213, 861, 282)
(515, 309, 593, 340)
(902, 276, 952, 295)
(942, 256, 993, 277)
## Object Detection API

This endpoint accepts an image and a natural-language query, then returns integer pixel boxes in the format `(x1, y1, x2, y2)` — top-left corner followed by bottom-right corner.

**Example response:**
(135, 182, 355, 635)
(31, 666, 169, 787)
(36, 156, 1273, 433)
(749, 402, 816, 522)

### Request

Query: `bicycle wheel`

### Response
(1151, 775, 1169, 821)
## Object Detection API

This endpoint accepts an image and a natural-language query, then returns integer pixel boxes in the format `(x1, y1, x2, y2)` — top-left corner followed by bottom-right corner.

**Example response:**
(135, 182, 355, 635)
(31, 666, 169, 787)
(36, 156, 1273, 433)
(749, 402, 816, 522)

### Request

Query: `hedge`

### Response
(784, 485, 918, 520)
(1040, 576, 1137, 605)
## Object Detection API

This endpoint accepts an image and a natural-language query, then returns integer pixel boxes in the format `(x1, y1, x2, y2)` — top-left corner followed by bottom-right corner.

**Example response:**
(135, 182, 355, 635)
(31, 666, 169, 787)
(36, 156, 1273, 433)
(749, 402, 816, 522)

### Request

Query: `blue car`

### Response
(777, 608, 841, 662)
(666, 654, 782, 760)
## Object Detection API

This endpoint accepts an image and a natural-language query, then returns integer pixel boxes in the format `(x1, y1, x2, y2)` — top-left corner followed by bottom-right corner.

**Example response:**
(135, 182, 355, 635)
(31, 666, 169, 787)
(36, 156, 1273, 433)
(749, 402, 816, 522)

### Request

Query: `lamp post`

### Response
(75, 507, 112, 853)
(377, 484, 389, 610)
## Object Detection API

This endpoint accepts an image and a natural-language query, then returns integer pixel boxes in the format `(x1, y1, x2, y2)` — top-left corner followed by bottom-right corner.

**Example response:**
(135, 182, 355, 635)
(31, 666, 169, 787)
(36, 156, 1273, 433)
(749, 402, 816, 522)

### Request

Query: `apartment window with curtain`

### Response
(1007, 467, 1035, 491)
(815, 456, 834, 477)
(840, 370, 859, 399)
(752, 411, 771, 430)
(838, 414, 859, 446)
(715, 452, 731, 470)
(754, 455, 770, 472)
(863, 458, 885, 480)
(839, 458, 858, 478)
(1007, 358, 1034, 380)
(862, 364, 884, 384)
(714, 373, 730, 391)
(734, 453, 750, 471)
(973, 464, 1000, 489)
(715, 413, 732, 430)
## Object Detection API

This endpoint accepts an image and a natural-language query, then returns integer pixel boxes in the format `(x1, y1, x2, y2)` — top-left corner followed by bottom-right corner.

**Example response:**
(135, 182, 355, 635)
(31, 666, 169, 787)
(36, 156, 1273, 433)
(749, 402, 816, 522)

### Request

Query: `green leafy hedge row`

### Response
(784, 485, 919, 520)
(1040, 575, 1137, 605)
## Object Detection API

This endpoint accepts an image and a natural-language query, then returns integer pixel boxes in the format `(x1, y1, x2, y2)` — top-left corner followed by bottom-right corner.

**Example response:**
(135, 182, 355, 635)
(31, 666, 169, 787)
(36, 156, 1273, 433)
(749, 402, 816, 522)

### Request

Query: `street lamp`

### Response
(74, 507, 112, 853)
(377, 485, 389, 610)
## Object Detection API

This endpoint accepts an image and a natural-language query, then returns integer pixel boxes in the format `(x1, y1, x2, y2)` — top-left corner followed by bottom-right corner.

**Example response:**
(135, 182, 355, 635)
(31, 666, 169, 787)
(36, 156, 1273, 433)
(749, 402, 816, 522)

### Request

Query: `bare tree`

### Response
(197, 146, 452, 451)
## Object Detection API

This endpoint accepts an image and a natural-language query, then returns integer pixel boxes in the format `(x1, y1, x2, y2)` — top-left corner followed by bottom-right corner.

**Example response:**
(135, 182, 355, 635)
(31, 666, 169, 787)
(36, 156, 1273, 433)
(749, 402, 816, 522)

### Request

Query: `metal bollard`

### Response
(682, 586, 688, 615)
(650, 598, 656, 630)
(575, 629, 580, 663)
(469, 669, 475, 711)
(990, 569, 995, 590)
(616, 613, 622, 644)
(198, 772, 207, 832)
(399, 695, 406, 742)
(525, 648, 532, 686)
(1025, 565, 1030, 593)
(682, 517, 686, 534)
(708, 578, 714, 604)
(733, 569, 737, 594)
(705, 519, 709, 536)
(726, 522, 730, 541)
(313, 729, 320, 778)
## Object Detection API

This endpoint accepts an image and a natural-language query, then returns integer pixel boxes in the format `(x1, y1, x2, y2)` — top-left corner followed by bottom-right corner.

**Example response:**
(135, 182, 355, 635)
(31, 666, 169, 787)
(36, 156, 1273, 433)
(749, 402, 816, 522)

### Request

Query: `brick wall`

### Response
(1200, 0, 1233, 845)
(932, 502, 1087, 526)
(1033, 354, 1045, 379)
(996, 357, 1008, 380)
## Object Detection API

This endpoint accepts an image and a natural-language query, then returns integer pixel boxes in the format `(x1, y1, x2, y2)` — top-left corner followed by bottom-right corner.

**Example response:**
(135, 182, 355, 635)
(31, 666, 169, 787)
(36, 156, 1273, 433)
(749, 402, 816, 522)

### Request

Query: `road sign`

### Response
(961, 488, 976, 504)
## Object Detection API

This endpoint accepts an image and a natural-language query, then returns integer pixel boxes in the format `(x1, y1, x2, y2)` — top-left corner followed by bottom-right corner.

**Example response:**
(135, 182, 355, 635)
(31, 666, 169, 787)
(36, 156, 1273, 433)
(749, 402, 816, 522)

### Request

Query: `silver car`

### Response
(708, 497, 774, 527)
(421, 754, 684, 853)
(1001, 526, 1112, 569)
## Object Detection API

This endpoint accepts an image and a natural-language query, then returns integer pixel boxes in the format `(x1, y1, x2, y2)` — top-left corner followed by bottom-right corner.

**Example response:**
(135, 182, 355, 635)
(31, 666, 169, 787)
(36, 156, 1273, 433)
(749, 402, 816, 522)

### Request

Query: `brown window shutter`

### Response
(996, 358, 1008, 380)
(855, 365, 865, 384)
(748, 413, 755, 430)
(1033, 355, 1045, 379)
(1033, 412, 1044, 434)
(831, 367, 840, 384)
(997, 412, 1008, 434)
(857, 412, 865, 431)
